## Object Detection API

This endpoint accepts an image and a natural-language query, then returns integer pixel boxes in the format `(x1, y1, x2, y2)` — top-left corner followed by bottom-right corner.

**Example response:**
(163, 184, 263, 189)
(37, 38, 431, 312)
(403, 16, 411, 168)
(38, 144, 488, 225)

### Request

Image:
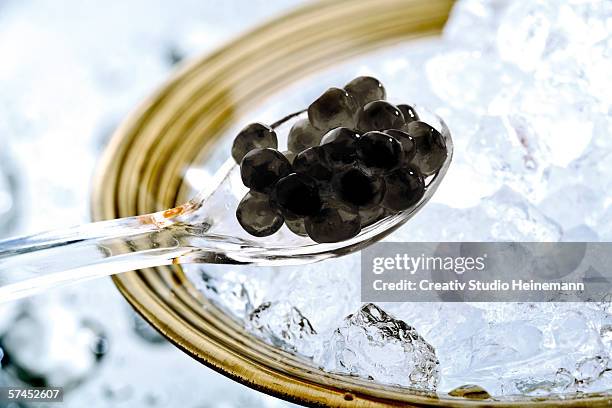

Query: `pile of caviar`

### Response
(231, 76, 447, 243)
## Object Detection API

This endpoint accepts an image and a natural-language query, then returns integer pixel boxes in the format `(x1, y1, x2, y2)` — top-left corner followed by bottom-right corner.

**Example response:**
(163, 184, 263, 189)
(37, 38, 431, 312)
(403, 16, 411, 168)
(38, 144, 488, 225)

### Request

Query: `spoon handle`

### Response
(0, 209, 203, 302)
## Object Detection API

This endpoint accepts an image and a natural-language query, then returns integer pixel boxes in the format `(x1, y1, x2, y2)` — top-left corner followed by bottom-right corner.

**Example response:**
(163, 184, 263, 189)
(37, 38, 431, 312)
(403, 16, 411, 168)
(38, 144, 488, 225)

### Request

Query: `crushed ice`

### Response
(187, 0, 612, 397)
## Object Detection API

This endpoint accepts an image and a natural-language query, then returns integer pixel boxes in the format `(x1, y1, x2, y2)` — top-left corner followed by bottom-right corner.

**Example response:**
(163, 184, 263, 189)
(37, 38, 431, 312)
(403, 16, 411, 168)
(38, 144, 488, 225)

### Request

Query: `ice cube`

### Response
(454, 321, 544, 373)
(574, 356, 609, 385)
(247, 301, 317, 356)
(187, 266, 272, 319)
(444, 0, 509, 50)
(513, 368, 574, 396)
(544, 157, 612, 219)
(482, 187, 562, 241)
(538, 2, 612, 110)
(393, 187, 562, 242)
(496, 1, 556, 71)
(263, 255, 362, 334)
(538, 184, 604, 231)
(383, 302, 486, 353)
(511, 85, 594, 169)
(441, 319, 564, 395)
(425, 52, 521, 115)
(318, 303, 439, 390)
(383, 302, 486, 388)
(466, 115, 544, 198)
(549, 311, 604, 357)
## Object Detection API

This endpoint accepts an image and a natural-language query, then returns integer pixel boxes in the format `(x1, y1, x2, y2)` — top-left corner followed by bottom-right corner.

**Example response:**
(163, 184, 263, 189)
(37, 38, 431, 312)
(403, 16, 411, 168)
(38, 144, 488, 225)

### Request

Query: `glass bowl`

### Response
(90, 0, 611, 405)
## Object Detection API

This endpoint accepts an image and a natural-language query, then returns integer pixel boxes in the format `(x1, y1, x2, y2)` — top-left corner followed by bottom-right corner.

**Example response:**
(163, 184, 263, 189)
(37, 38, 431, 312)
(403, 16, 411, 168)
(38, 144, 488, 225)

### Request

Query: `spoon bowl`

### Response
(180, 106, 453, 265)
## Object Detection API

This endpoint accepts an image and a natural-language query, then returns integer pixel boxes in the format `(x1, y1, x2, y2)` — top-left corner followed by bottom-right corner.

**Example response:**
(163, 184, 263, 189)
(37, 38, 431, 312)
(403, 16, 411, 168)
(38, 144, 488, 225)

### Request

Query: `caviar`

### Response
(319, 127, 360, 167)
(308, 87, 356, 131)
(356, 100, 404, 132)
(240, 148, 291, 193)
(285, 217, 308, 236)
(397, 104, 419, 123)
(333, 167, 385, 209)
(236, 191, 284, 237)
(305, 205, 361, 243)
(382, 166, 425, 212)
(288, 118, 323, 153)
(383, 129, 416, 164)
(231, 123, 277, 163)
(344, 76, 386, 108)
(293, 147, 333, 182)
(356, 131, 403, 174)
(405, 121, 447, 176)
(271, 173, 322, 218)
(359, 206, 390, 228)
(282, 150, 296, 165)
(232, 76, 447, 242)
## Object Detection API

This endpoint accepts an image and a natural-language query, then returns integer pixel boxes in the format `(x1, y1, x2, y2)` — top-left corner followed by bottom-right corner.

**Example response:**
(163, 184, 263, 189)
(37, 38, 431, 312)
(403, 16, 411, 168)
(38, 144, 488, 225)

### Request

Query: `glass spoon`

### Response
(0, 107, 453, 302)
